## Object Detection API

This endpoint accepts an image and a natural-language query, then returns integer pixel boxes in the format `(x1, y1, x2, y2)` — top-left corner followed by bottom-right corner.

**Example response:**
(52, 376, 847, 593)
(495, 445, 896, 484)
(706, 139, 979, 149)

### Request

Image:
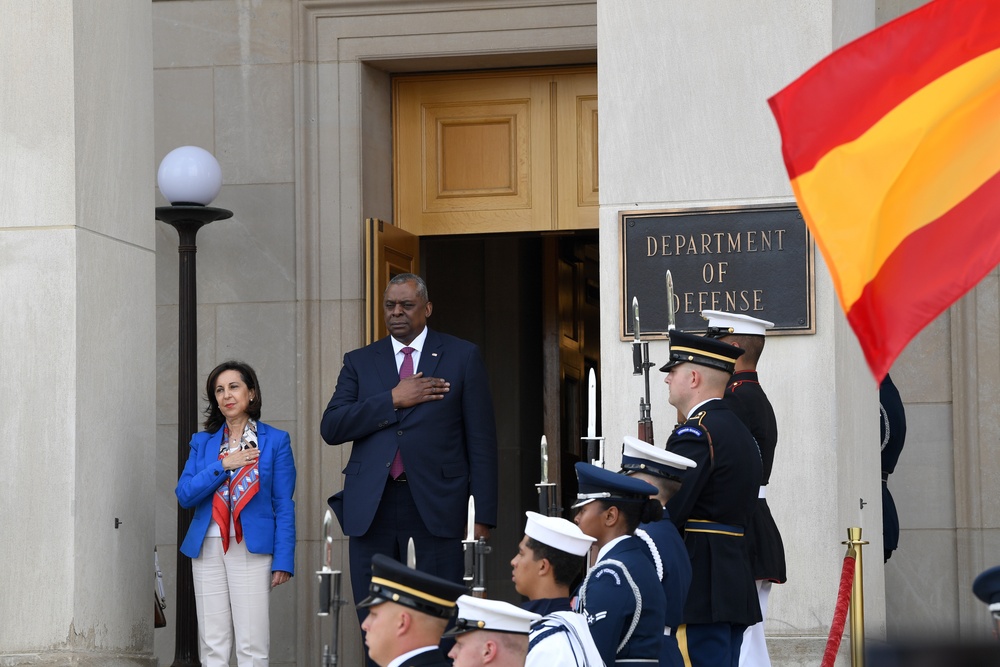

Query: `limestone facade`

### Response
(4, 1, 996, 666)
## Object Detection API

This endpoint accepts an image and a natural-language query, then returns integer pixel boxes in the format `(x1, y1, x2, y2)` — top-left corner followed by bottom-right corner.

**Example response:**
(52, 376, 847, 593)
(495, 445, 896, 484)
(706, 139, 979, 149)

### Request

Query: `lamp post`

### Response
(156, 146, 232, 667)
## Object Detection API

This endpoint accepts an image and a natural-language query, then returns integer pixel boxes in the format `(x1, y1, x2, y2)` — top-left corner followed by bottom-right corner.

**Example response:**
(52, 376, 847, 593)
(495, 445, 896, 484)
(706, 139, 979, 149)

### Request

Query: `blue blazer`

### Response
(176, 421, 296, 574)
(320, 328, 498, 538)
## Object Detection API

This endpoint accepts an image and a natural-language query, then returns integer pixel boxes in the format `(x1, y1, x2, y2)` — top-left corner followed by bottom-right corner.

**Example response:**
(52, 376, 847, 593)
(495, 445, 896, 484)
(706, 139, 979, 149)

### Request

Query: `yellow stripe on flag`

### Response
(792, 46, 1000, 311)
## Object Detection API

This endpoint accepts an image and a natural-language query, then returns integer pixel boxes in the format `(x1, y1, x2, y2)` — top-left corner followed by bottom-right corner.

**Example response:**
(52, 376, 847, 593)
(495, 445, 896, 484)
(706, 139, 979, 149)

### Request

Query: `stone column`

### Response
(596, 2, 883, 664)
(0, 1, 156, 665)
(952, 273, 1000, 636)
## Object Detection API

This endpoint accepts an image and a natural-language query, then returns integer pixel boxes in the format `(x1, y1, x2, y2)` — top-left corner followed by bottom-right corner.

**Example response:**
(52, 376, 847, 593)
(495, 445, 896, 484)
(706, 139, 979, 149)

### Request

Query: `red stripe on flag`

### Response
(847, 169, 1000, 381)
(769, 0, 1000, 179)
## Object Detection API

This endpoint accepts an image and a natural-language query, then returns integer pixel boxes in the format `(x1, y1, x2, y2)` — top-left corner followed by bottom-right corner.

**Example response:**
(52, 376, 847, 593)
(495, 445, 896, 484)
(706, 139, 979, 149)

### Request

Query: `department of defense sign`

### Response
(620, 204, 814, 339)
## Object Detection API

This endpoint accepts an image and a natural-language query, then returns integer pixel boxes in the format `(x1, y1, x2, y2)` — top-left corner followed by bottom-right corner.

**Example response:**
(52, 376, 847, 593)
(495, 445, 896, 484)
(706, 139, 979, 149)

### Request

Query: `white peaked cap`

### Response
(621, 435, 697, 477)
(451, 595, 542, 635)
(524, 511, 596, 557)
(701, 309, 774, 336)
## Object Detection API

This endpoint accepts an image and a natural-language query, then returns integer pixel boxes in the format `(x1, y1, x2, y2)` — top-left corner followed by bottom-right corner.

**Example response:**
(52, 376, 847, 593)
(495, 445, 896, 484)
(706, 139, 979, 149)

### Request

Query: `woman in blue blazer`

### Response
(176, 360, 296, 667)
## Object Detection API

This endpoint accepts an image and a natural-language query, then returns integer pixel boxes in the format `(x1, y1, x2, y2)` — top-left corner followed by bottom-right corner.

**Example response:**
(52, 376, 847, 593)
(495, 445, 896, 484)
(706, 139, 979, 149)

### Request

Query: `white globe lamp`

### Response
(157, 145, 223, 206)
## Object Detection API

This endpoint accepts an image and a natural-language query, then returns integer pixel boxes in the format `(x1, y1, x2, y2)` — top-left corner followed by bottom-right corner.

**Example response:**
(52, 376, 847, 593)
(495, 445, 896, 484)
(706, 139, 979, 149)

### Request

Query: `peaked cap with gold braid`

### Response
(358, 554, 466, 619)
(658, 329, 744, 374)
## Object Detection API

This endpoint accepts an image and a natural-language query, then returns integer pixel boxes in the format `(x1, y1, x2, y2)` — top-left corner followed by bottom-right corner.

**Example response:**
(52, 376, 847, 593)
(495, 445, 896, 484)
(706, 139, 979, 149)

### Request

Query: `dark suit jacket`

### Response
(321, 328, 498, 538)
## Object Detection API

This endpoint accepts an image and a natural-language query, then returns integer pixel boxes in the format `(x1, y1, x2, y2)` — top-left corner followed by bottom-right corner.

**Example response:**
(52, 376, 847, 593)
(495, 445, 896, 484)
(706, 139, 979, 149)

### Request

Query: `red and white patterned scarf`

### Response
(211, 420, 260, 552)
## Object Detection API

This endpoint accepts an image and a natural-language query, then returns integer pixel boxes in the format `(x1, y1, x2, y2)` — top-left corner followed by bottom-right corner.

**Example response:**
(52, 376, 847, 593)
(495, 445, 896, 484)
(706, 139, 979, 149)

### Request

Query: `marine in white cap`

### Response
(445, 596, 541, 667)
(510, 512, 603, 667)
(620, 435, 696, 667)
(702, 309, 786, 667)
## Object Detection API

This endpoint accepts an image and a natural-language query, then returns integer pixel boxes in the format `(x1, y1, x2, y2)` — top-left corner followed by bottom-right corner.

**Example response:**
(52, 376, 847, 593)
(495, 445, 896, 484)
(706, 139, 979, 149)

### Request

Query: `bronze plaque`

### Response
(620, 204, 814, 339)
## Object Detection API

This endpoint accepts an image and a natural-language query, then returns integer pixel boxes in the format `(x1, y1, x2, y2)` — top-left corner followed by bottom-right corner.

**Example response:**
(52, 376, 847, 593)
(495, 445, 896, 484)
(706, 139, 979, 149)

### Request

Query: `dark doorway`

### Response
(422, 230, 600, 602)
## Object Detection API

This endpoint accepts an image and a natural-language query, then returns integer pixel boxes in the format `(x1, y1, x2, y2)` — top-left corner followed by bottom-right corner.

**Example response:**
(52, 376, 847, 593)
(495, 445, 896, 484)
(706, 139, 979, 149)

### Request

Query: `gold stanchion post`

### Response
(842, 527, 869, 667)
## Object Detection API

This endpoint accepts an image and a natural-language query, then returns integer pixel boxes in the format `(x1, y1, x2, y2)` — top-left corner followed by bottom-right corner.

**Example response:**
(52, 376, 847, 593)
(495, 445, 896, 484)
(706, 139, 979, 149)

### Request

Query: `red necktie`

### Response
(389, 347, 415, 479)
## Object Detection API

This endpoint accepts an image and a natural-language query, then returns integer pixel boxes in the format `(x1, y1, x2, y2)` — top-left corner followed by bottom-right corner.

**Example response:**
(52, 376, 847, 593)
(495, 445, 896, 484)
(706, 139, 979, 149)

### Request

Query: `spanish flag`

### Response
(769, 0, 1000, 381)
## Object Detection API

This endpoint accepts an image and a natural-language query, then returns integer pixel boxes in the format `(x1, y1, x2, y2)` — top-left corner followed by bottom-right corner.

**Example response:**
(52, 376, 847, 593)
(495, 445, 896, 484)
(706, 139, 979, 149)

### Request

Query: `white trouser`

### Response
(739, 580, 772, 667)
(192, 536, 273, 667)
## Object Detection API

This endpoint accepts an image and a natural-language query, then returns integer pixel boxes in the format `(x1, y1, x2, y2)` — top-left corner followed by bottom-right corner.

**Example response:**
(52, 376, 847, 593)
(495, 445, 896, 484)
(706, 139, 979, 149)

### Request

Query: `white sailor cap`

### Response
(443, 595, 542, 636)
(701, 310, 774, 338)
(524, 511, 596, 557)
(620, 435, 697, 481)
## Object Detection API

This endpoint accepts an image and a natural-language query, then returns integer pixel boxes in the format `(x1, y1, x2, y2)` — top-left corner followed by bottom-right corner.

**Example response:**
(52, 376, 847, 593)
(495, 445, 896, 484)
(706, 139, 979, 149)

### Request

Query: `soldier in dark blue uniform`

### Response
(572, 462, 667, 666)
(703, 310, 786, 667)
(973, 565, 1000, 639)
(620, 435, 697, 667)
(879, 373, 906, 562)
(660, 330, 762, 667)
(358, 554, 466, 667)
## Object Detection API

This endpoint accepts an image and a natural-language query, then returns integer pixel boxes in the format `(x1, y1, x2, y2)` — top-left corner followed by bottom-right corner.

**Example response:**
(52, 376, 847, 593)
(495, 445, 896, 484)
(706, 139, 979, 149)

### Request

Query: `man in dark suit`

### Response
(661, 330, 762, 667)
(321, 274, 499, 638)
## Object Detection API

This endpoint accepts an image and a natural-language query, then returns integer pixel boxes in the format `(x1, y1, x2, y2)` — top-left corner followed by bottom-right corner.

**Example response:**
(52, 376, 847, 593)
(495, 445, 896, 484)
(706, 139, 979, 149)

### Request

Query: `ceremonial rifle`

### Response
(462, 496, 491, 598)
(317, 510, 343, 667)
(582, 368, 605, 468)
(666, 270, 677, 332)
(535, 435, 560, 517)
(632, 297, 654, 445)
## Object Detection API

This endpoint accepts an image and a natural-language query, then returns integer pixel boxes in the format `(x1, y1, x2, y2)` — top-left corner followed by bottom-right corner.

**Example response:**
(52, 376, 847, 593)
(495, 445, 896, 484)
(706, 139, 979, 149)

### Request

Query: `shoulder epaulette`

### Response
(673, 411, 715, 467)
(673, 411, 706, 438)
(729, 379, 760, 392)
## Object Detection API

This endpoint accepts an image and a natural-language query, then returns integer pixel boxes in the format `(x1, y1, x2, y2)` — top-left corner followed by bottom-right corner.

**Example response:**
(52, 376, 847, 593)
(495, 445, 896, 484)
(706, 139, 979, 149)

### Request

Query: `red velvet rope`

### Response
(821, 554, 857, 667)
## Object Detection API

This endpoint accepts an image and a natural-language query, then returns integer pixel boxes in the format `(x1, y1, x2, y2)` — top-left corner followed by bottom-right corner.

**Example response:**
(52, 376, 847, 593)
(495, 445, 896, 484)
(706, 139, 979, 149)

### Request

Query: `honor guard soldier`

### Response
(973, 565, 1000, 639)
(879, 373, 907, 563)
(358, 554, 467, 667)
(703, 310, 786, 667)
(445, 596, 541, 667)
(620, 435, 697, 667)
(512, 512, 603, 667)
(661, 330, 762, 667)
(573, 462, 667, 666)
